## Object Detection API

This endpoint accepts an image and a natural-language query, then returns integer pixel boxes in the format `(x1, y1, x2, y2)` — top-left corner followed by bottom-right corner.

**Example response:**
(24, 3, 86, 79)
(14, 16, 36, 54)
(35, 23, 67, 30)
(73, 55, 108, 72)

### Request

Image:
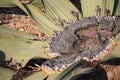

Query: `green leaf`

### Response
(56, 61, 80, 80)
(43, 0, 82, 24)
(69, 66, 106, 80)
(0, 37, 48, 67)
(0, 0, 62, 36)
(25, 62, 82, 80)
(55, 61, 94, 80)
(0, 0, 16, 7)
(100, 34, 120, 63)
(110, 34, 120, 57)
(30, 0, 42, 7)
(114, 0, 120, 16)
(0, 25, 35, 41)
(25, 4, 62, 36)
(0, 67, 15, 80)
(0, 24, 48, 67)
(47, 74, 60, 80)
(0, 25, 49, 67)
(81, 0, 114, 17)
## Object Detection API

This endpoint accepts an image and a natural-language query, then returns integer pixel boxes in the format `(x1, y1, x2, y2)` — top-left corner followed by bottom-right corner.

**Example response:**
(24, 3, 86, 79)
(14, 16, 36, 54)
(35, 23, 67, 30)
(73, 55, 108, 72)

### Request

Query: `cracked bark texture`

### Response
(42, 16, 120, 73)
(48, 16, 119, 56)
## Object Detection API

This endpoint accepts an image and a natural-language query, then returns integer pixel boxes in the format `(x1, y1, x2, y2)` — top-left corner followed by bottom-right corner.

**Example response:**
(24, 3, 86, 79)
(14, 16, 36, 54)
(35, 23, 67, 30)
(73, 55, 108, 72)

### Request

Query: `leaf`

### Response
(112, 33, 120, 56)
(0, 37, 48, 67)
(12, 0, 61, 36)
(0, 0, 16, 7)
(0, 24, 49, 67)
(55, 61, 94, 80)
(24, 62, 82, 80)
(43, 0, 82, 24)
(0, 25, 35, 41)
(0, 0, 62, 36)
(81, 0, 114, 17)
(114, 0, 120, 16)
(25, 4, 62, 36)
(100, 33, 120, 63)
(0, 67, 15, 80)
(55, 61, 79, 80)
(30, 0, 42, 7)
(69, 66, 106, 80)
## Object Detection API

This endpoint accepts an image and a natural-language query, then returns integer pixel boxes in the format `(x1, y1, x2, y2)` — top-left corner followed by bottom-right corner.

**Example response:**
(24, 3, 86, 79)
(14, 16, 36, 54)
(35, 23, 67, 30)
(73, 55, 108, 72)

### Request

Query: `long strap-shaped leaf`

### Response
(43, 0, 82, 24)
(0, 0, 16, 7)
(81, 0, 114, 17)
(25, 4, 62, 36)
(52, 61, 94, 80)
(0, 25, 48, 67)
(0, 25, 35, 41)
(0, 67, 15, 80)
(114, 0, 120, 16)
(0, 37, 48, 67)
(0, 0, 62, 36)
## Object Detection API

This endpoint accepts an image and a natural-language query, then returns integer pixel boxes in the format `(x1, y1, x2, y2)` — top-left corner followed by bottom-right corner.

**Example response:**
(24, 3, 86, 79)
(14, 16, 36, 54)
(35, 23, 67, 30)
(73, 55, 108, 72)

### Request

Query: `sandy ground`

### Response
(0, 7, 44, 40)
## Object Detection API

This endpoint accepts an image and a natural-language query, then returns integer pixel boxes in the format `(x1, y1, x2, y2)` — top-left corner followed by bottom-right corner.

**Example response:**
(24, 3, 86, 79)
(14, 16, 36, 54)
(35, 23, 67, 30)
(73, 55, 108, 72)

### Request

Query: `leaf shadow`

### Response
(101, 58, 120, 65)
(24, 57, 48, 69)
(0, 50, 6, 66)
(70, 65, 108, 80)
(0, 7, 27, 15)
